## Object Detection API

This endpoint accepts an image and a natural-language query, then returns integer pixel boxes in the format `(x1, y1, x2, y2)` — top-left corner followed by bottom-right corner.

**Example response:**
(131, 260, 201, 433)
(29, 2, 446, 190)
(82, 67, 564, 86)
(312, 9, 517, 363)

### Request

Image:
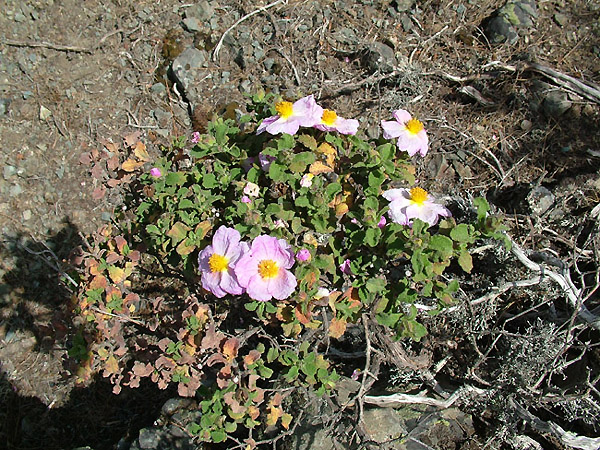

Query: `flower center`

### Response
(321, 109, 338, 126)
(208, 253, 229, 273)
(405, 118, 424, 135)
(275, 101, 293, 119)
(410, 187, 428, 205)
(258, 259, 279, 279)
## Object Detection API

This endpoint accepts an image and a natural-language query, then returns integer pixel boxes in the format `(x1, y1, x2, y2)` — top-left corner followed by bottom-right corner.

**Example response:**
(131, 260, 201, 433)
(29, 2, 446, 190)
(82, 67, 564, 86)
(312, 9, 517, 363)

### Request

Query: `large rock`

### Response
(170, 46, 210, 105)
(483, 0, 538, 44)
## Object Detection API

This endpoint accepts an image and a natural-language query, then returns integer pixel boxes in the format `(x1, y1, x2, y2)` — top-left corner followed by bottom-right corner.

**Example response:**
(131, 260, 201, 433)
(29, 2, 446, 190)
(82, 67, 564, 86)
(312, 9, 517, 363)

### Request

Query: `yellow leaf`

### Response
(108, 265, 126, 284)
(329, 317, 347, 339)
(266, 405, 283, 426)
(105, 355, 120, 375)
(122, 158, 144, 172)
(309, 161, 334, 175)
(281, 413, 293, 430)
(133, 141, 150, 161)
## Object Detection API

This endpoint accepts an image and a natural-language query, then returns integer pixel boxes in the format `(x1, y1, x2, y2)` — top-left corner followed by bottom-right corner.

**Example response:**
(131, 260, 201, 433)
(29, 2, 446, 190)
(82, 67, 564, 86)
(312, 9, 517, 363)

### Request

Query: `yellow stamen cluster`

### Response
(275, 101, 293, 119)
(208, 253, 229, 273)
(258, 259, 279, 279)
(405, 118, 424, 135)
(410, 187, 428, 205)
(321, 109, 338, 126)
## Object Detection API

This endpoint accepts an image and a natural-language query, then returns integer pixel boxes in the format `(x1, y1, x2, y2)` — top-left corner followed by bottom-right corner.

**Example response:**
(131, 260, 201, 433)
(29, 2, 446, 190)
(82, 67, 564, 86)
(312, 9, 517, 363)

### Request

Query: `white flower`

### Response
(383, 187, 451, 226)
(300, 173, 314, 188)
(243, 182, 260, 197)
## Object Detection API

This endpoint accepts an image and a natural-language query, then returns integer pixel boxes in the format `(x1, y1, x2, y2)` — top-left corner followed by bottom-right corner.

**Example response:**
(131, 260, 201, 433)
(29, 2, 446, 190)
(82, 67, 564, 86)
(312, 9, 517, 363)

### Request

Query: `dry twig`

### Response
(364, 385, 486, 408)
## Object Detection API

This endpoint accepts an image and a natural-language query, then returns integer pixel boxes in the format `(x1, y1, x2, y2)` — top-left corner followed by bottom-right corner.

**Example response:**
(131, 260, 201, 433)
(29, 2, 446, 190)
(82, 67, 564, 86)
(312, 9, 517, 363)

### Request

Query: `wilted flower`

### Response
(314, 107, 359, 135)
(296, 248, 311, 262)
(258, 152, 276, 171)
(256, 95, 321, 136)
(198, 226, 249, 298)
(381, 109, 428, 157)
(191, 131, 201, 144)
(314, 287, 330, 299)
(339, 259, 353, 275)
(273, 219, 287, 229)
(383, 187, 451, 227)
(244, 182, 260, 197)
(377, 216, 387, 228)
(234, 235, 297, 301)
(241, 195, 252, 204)
(150, 167, 162, 178)
(300, 173, 314, 188)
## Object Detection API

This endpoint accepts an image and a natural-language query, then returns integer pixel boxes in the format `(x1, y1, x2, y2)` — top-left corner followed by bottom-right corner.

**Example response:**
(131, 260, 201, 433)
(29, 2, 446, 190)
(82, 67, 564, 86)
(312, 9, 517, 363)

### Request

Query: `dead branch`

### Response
(509, 237, 600, 331)
(364, 385, 487, 409)
(511, 399, 600, 450)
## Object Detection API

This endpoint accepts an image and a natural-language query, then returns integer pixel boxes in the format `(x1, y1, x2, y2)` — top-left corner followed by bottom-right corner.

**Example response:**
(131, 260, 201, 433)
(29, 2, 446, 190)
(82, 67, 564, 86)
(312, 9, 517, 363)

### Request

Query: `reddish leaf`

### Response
(105, 251, 121, 264)
(107, 155, 120, 171)
(114, 236, 127, 253)
(221, 338, 239, 362)
(132, 361, 154, 377)
(106, 178, 121, 188)
(79, 152, 93, 165)
(244, 350, 261, 368)
(91, 163, 105, 180)
(128, 250, 141, 262)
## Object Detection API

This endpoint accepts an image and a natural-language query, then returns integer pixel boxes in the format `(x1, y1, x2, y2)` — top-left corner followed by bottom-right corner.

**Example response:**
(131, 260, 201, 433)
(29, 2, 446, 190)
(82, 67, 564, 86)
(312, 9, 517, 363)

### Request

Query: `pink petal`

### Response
(245, 275, 273, 301)
(392, 109, 412, 123)
(382, 189, 410, 202)
(381, 120, 404, 139)
(257, 116, 279, 135)
(270, 269, 297, 300)
(201, 272, 227, 298)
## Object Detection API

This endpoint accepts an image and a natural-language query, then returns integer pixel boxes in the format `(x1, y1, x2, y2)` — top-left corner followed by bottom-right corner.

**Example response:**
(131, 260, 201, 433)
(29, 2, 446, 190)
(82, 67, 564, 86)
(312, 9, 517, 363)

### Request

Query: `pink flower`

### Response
(198, 226, 249, 298)
(383, 187, 451, 227)
(241, 195, 252, 204)
(150, 168, 162, 177)
(339, 259, 353, 275)
(296, 248, 311, 262)
(256, 95, 321, 136)
(300, 173, 314, 188)
(234, 235, 297, 301)
(191, 131, 201, 144)
(313, 107, 359, 135)
(381, 109, 428, 157)
(377, 216, 387, 228)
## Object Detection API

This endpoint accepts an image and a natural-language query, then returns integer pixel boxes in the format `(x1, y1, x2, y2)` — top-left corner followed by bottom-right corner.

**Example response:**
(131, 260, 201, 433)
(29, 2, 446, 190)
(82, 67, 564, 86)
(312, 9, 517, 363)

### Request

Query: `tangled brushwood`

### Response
(69, 92, 600, 449)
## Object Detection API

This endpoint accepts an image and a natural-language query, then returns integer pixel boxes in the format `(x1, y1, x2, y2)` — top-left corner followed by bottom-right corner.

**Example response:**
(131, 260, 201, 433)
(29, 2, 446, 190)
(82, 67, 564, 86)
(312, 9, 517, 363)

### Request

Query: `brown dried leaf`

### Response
(79, 152, 93, 166)
(103, 141, 119, 153)
(122, 158, 144, 172)
(123, 131, 141, 148)
(92, 186, 106, 200)
(133, 141, 150, 161)
(266, 404, 283, 426)
(114, 236, 127, 253)
(104, 355, 120, 376)
(222, 338, 239, 362)
(107, 155, 120, 171)
(244, 350, 261, 368)
(328, 317, 347, 339)
(105, 251, 122, 264)
(132, 361, 154, 378)
(106, 178, 121, 188)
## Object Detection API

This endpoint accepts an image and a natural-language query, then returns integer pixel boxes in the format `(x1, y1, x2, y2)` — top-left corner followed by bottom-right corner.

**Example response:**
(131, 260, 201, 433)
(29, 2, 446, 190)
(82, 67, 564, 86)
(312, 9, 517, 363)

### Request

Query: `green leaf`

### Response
(210, 430, 227, 443)
(429, 235, 453, 259)
(325, 182, 342, 200)
(473, 197, 490, 222)
(458, 250, 473, 273)
(277, 133, 295, 150)
(365, 227, 381, 247)
(284, 366, 299, 382)
(268, 162, 286, 182)
(366, 277, 386, 293)
(202, 173, 218, 189)
(297, 134, 318, 150)
(289, 152, 316, 173)
(295, 196, 310, 208)
(267, 347, 279, 363)
(165, 172, 187, 186)
(450, 224, 472, 243)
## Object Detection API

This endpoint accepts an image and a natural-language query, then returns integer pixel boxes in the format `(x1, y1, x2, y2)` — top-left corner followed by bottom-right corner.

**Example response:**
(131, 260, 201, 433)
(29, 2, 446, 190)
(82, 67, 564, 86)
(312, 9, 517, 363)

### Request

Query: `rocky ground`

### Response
(1, 0, 600, 449)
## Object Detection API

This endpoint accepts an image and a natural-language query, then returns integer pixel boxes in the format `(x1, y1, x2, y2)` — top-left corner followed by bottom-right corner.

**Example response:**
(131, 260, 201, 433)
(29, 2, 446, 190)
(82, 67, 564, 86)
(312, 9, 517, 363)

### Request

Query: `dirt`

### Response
(1, 0, 599, 449)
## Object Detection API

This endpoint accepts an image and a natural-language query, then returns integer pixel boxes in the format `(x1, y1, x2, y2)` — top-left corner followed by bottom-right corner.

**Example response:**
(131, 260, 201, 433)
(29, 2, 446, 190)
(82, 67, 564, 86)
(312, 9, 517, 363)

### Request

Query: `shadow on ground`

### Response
(0, 221, 172, 450)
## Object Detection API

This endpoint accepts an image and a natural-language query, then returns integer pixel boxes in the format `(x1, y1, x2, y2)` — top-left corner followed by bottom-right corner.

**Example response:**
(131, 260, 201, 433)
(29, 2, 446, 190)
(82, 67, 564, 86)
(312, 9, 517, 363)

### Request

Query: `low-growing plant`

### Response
(70, 90, 506, 447)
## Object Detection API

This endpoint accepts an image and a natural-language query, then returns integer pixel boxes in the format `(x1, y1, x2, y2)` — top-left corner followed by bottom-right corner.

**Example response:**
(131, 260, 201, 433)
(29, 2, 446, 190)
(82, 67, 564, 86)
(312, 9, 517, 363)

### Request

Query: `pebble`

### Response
(364, 42, 396, 73)
(22, 210, 32, 221)
(3, 165, 16, 180)
(182, 17, 202, 33)
(527, 186, 554, 216)
(9, 184, 23, 196)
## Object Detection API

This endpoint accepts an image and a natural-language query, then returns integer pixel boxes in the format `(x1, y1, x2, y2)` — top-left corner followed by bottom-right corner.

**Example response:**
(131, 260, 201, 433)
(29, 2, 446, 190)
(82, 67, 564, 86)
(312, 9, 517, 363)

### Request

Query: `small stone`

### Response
(150, 82, 166, 94)
(394, 0, 415, 11)
(543, 89, 572, 117)
(186, 1, 214, 21)
(182, 17, 202, 33)
(263, 57, 275, 71)
(528, 186, 554, 215)
(520, 119, 532, 131)
(332, 27, 359, 46)
(39, 105, 52, 120)
(364, 42, 397, 73)
(0, 98, 10, 116)
(554, 12, 568, 27)
(3, 165, 16, 180)
(101, 212, 112, 222)
(22, 210, 32, 221)
(14, 12, 26, 22)
(9, 184, 23, 196)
